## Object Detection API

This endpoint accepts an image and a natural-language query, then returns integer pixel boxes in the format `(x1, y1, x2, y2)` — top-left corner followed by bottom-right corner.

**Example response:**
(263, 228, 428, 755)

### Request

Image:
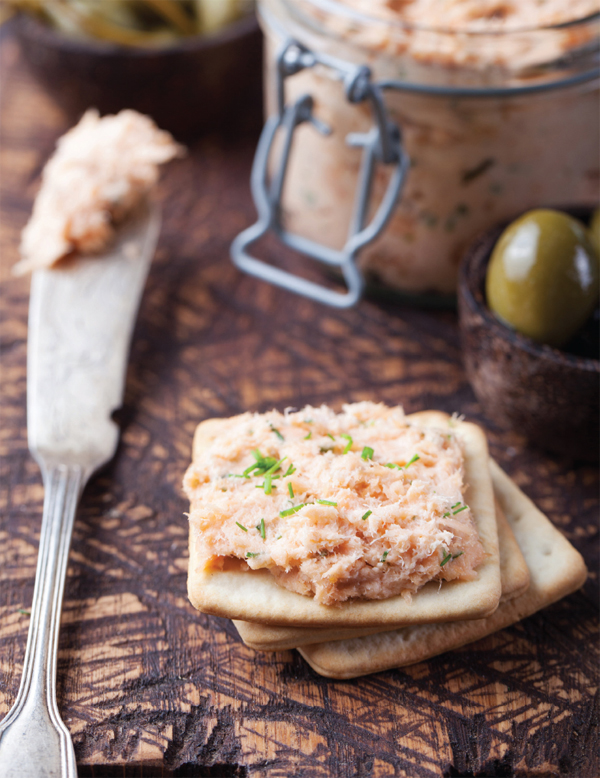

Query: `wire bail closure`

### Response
(230, 39, 409, 308)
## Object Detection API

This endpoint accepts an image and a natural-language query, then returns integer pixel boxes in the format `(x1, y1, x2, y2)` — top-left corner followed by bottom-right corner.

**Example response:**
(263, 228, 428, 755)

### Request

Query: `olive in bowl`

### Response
(458, 207, 599, 462)
(486, 209, 598, 348)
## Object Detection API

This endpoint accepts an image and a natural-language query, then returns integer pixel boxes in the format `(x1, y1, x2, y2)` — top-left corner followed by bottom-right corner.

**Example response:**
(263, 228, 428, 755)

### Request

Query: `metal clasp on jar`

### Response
(230, 39, 409, 308)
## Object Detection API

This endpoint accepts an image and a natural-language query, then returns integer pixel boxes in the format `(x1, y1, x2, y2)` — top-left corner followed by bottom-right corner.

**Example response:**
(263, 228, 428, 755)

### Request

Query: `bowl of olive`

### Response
(458, 207, 599, 462)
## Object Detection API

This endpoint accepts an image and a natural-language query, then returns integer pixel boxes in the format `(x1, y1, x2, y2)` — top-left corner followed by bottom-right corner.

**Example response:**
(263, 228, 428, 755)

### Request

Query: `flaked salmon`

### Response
(183, 403, 485, 606)
(15, 108, 184, 275)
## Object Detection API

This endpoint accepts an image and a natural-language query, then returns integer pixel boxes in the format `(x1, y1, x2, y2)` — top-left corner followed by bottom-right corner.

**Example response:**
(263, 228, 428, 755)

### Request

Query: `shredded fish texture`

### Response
(15, 109, 185, 275)
(340, 0, 599, 31)
(184, 403, 485, 606)
(297, 0, 599, 73)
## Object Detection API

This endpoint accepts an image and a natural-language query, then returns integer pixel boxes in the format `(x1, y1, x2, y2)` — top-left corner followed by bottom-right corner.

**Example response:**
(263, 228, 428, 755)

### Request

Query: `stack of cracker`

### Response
(185, 408, 587, 679)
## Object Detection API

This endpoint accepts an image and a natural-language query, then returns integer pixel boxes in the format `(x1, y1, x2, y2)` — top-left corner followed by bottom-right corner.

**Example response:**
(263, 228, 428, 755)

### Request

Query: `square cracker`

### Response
(296, 461, 587, 678)
(233, 490, 529, 650)
(187, 411, 501, 628)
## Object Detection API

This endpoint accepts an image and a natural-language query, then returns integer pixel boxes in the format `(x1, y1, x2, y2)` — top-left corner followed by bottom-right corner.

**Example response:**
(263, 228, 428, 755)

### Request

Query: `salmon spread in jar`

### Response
(183, 403, 485, 606)
(255, 0, 599, 298)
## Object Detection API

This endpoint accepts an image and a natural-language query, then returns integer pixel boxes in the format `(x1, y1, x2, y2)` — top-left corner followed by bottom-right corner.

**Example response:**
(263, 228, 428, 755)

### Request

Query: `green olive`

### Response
(589, 207, 600, 260)
(486, 209, 599, 348)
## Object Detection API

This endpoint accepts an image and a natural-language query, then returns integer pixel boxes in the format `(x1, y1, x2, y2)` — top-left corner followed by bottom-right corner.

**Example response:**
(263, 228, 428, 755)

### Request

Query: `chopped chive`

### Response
(246, 552, 259, 558)
(263, 475, 273, 495)
(381, 550, 389, 562)
(227, 473, 246, 478)
(265, 457, 287, 475)
(235, 522, 248, 532)
(361, 446, 374, 460)
(284, 463, 296, 476)
(361, 510, 372, 521)
(440, 551, 452, 567)
(245, 450, 283, 477)
(452, 551, 464, 560)
(270, 424, 284, 441)
(288, 483, 294, 498)
(443, 512, 451, 518)
(276, 534, 282, 539)
(404, 454, 420, 468)
(304, 418, 313, 424)
(326, 433, 335, 441)
(18, 609, 31, 616)
(280, 504, 305, 517)
(451, 502, 461, 509)
(317, 499, 337, 506)
(319, 446, 333, 454)
(384, 463, 402, 470)
(453, 505, 468, 515)
(221, 488, 227, 492)
(256, 518, 266, 540)
(341, 433, 353, 454)
(304, 431, 312, 440)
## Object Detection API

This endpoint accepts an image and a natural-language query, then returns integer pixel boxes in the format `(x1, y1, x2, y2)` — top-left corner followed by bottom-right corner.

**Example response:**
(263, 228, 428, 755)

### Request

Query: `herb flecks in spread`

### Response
(183, 403, 485, 606)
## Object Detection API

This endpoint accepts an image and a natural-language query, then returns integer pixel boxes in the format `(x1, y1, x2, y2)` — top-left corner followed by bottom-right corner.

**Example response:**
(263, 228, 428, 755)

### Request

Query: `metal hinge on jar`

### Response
(230, 39, 409, 308)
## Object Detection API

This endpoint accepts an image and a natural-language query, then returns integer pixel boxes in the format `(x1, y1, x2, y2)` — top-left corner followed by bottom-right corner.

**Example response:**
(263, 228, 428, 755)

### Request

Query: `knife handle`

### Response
(0, 464, 85, 778)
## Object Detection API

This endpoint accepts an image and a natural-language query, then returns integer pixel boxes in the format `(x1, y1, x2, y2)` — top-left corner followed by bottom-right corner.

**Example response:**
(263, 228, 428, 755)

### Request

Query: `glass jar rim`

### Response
(297, 0, 600, 36)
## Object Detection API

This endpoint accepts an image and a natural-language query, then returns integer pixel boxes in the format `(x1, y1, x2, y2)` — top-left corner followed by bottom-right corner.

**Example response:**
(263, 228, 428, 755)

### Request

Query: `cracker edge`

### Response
(233, 484, 529, 650)
(297, 462, 587, 678)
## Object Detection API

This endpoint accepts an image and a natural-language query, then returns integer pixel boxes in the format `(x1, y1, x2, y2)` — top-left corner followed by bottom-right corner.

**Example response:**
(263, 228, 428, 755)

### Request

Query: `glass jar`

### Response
(252, 0, 599, 300)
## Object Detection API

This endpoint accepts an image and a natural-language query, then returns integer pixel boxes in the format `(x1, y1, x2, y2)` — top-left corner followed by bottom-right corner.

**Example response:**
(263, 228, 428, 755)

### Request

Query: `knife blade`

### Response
(27, 201, 161, 472)
(0, 201, 161, 778)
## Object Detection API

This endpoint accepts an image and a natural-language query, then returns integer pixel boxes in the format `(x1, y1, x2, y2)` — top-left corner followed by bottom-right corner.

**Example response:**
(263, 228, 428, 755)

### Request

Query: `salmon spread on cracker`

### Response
(183, 403, 485, 606)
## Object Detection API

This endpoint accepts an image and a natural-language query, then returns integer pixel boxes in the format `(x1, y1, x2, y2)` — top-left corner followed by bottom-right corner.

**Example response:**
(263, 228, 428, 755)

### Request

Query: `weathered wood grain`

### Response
(0, 29, 598, 777)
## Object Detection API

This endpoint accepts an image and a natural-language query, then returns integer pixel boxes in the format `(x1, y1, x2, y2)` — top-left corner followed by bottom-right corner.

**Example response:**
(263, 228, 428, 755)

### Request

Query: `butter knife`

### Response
(0, 202, 161, 778)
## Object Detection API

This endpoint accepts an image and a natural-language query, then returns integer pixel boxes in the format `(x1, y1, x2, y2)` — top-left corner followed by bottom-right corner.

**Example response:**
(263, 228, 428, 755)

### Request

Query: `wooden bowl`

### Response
(12, 12, 262, 140)
(458, 209, 599, 462)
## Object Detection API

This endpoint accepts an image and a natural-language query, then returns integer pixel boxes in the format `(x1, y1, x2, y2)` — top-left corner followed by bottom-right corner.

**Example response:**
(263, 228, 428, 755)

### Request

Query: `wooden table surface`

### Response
(0, 28, 598, 778)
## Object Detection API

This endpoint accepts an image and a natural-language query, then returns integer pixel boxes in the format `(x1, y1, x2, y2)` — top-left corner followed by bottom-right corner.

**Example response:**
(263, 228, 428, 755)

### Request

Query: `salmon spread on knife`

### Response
(14, 108, 184, 276)
(183, 403, 486, 606)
